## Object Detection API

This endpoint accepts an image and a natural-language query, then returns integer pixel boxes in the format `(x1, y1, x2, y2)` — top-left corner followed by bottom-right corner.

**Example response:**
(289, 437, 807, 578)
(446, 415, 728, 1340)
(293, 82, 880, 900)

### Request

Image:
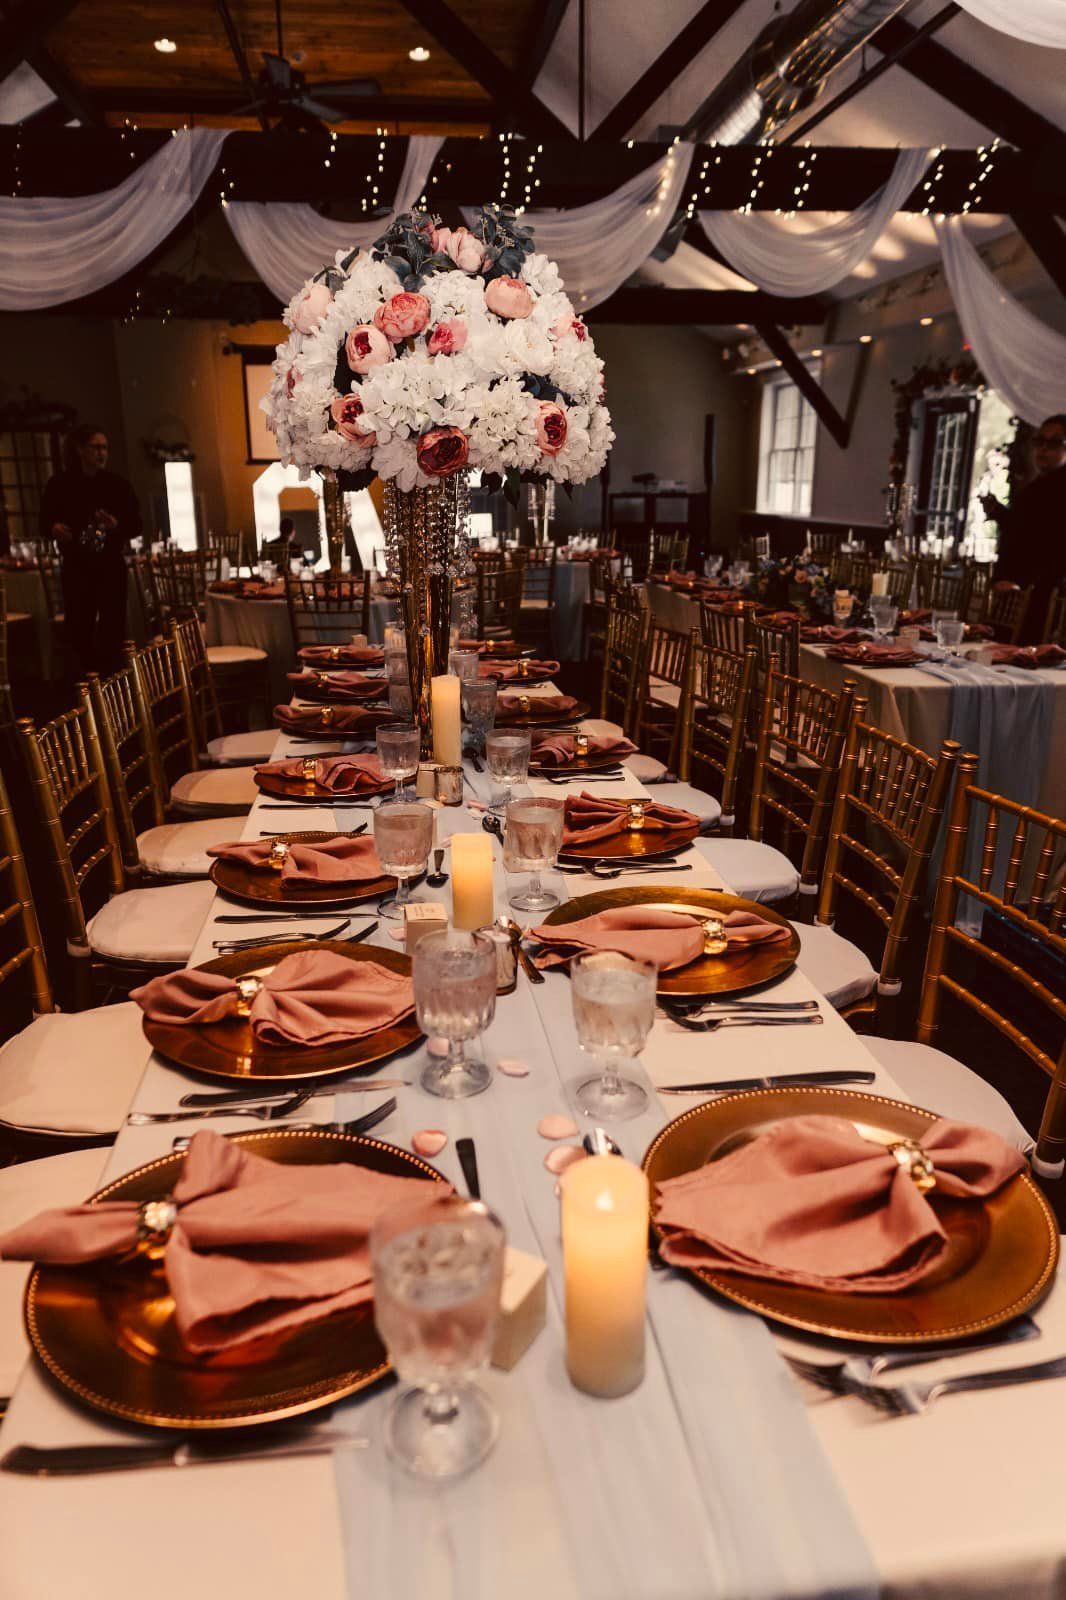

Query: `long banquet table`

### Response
(2, 685, 1065, 1600)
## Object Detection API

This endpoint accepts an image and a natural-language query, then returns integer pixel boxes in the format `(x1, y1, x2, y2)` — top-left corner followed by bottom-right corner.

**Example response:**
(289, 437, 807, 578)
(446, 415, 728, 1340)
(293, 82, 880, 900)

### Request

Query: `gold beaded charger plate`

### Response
(210, 830, 395, 909)
(25, 1129, 445, 1429)
(538, 887, 797, 996)
(254, 770, 394, 804)
(142, 940, 421, 1083)
(559, 825, 700, 864)
(644, 1086, 1058, 1344)
(494, 697, 589, 729)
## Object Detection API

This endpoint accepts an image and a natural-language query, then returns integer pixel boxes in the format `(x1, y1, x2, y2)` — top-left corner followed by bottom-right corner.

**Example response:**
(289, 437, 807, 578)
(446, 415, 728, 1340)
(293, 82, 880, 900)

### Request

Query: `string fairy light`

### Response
(962, 137, 1000, 214)
(919, 145, 947, 218)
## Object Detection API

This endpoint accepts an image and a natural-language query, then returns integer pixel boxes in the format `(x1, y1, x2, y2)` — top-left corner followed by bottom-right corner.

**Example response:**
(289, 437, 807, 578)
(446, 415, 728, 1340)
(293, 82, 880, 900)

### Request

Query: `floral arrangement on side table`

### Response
(753, 555, 831, 619)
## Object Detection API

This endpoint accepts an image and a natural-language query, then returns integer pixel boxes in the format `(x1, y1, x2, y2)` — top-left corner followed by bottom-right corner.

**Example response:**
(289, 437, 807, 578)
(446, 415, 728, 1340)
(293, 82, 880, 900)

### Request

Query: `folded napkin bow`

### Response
(531, 905, 788, 971)
(562, 791, 699, 846)
(132, 948, 414, 1046)
(298, 645, 385, 667)
(287, 669, 384, 702)
(991, 643, 1066, 669)
(498, 693, 579, 721)
(478, 659, 560, 682)
(274, 703, 391, 734)
(530, 732, 637, 767)
(208, 832, 385, 884)
(655, 1114, 1025, 1293)
(0, 1129, 449, 1353)
(824, 642, 922, 667)
(458, 637, 518, 657)
(256, 753, 385, 794)
(801, 625, 865, 644)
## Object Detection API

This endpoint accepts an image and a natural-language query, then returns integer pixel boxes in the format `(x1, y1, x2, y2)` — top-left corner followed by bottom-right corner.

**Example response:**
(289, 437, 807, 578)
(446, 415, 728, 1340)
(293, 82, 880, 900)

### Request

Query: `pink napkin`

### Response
(801, 625, 864, 644)
(530, 732, 637, 767)
(132, 949, 414, 1046)
(298, 645, 385, 667)
(531, 905, 789, 970)
(287, 669, 384, 702)
(824, 642, 923, 667)
(562, 791, 699, 847)
(0, 1129, 450, 1353)
(898, 608, 932, 627)
(458, 637, 518, 657)
(655, 1114, 1025, 1293)
(478, 659, 560, 682)
(497, 693, 579, 723)
(992, 644, 1066, 669)
(274, 703, 392, 734)
(256, 753, 385, 794)
(249, 582, 286, 600)
(208, 833, 386, 884)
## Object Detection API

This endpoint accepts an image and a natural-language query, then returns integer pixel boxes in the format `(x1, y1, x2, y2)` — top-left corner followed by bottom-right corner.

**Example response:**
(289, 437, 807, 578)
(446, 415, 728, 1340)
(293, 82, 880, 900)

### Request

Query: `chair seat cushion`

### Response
(641, 782, 721, 828)
(87, 879, 215, 965)
(0, 1147, 113, 1391)
(207, 643, 267, 666)
(795, 922, 878, 1010)
(519, 598, 553, 611)
(648, 677, 683, 710)
(138, 815, 249, 878)
(865, 1037, 1033, 1152)
(206, 730, 278, 766)
(0, 1003, 146, 1136)
(699, 838, 799, 903)
(169, 765, 258, 815)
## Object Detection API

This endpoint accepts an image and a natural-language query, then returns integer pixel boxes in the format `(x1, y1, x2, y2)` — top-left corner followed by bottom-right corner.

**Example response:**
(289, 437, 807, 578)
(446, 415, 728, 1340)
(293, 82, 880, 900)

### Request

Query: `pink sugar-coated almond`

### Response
(412, 1129, 448, 1157)
(538, 1113, 578, 1141)
(427, 1036, 450, 1058)
(386, 924, 406, 940)
(544, 1144, 587, 1175)
(498, 1057, 529, 1077)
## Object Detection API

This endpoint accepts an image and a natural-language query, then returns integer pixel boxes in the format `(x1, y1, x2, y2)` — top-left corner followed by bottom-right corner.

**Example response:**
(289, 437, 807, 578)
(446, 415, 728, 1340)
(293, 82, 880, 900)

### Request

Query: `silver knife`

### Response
(658, 1069, 877, 1094)
(180, 1078, 408, 1108)
(1, 1429, 368, 1477)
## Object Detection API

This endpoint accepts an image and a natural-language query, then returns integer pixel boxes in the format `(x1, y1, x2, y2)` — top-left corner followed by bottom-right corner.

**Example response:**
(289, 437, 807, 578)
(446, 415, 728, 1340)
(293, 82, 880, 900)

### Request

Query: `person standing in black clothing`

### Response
(39, 424, 142, 676)
(983, 414, 1066, 642)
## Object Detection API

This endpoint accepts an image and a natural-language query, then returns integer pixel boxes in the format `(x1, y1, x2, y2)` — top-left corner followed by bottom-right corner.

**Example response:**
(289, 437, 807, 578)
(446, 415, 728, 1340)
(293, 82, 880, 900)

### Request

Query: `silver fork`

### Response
(787, 1350, 1066, 1419)
(213, 918, 351, 952)
(129, 1089, 313, 1126)
(676, 1014, 824, 1033)
(785, 1316, 1039, 1391)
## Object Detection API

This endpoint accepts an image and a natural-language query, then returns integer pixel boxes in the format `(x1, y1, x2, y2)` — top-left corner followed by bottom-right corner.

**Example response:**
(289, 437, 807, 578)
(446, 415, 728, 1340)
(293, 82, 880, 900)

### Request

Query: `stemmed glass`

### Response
(502, 797, 565, 913)
(413, 929, 497, 1098)
(485, 730, 531, 812)
(571, 950, 657, 1121)
(374, 800, 434, 921)
(376, 725, 421, 800)
(371, 1194, 506, 1478)
(462, 679, 497, 756)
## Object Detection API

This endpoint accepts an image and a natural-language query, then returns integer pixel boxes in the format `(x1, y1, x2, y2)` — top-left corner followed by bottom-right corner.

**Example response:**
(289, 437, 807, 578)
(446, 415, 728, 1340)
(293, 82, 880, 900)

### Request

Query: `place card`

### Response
(404, 902, 448, 954)
(491, 1246, 548, 1371)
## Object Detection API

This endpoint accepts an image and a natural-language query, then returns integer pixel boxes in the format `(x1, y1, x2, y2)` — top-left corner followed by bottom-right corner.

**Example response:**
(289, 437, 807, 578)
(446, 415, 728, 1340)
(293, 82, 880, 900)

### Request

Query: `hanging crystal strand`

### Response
(384, 473, 466, 754)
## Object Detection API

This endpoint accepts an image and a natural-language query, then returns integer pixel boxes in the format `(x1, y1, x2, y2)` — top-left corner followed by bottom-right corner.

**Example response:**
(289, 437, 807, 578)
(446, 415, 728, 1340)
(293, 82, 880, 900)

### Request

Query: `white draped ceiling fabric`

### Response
(465, 144, 695, 311)
(956, 0, 1066, 45)
(933, 215, 1066, 425)
(698, 147, 934, 297)
(0, 127, 229, 311)
(224, 135, 444, 303)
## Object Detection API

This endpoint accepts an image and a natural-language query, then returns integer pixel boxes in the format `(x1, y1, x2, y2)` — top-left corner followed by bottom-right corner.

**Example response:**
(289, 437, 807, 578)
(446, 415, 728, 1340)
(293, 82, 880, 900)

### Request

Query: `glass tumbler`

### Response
(485, 729, 531, 812)
(462, 679, 497, 755)
(502, 797, 565, 913)
(373, 800, 434, 922)
(571, 949, 657, 1121)
(413, 930, 498, 1099)
(935, 618, 966, 655)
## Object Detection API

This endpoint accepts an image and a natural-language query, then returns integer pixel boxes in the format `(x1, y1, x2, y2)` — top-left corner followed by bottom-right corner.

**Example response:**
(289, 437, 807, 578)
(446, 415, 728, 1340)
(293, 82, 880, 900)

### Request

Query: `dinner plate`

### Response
(141, 939, 421, 1082)
(537, 887, 797, 996)
(254, 770, 394, 804)
(25, 1129, 445, 1429)
(210, 830, 395, 908)
(644, 1086, 1058, 1344)
(494, 698, 589, 728)
(559, 825, 700, 863)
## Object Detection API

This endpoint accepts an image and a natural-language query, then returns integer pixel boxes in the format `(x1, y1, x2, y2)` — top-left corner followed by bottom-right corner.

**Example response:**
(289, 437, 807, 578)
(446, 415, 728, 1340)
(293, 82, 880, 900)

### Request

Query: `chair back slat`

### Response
(475, 566, 522, 640)
(985, 584, 1033, 644)
(86, 667, 167, 877)
(285, 573, 372, 651)
(0, 767, 53, 1034)
(744, 610, 799, 682)
(700, 600, 750, 656)
(125, 636, 200, 794)
(600, 605, 648, 735)
(678, 640, 753, 833)
(168, 616, 223, 750)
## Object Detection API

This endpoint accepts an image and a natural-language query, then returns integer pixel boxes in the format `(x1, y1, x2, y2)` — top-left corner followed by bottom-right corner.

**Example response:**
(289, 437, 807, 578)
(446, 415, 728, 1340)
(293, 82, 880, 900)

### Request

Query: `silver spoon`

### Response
(583, 1128, 623, 1157)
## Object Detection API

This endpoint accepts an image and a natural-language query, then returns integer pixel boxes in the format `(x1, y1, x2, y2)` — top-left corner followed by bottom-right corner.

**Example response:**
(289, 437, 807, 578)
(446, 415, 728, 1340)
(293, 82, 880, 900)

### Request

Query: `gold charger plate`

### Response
(254, 771, 394, 804)
(289, 672, 388, 704)
(274, 707, 394, 740)
(560, 824, 700, 863)
(495, 698, 589, 728)
(644, 1086, 1059, 1344)
(529, 751, 624, 776)
(26, 1129, 445, 1428)
(538, 886, 797, 996)
(142, 939, 421, 1082)
(210, 830, 395, 909)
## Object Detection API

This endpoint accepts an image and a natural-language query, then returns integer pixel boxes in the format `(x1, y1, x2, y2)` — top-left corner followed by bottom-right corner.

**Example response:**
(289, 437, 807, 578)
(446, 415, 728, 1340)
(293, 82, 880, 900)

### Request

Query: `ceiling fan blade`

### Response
(260, 52, 293, 89)
(295, 93, 348, 122)
(312, 77, 382, 97)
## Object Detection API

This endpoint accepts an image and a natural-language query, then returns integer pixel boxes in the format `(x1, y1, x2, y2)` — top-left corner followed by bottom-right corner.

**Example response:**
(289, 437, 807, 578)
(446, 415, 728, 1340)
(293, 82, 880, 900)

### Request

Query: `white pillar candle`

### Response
(562, 1156, 649, 1398)
(870, 571, 889, 597)
(384, 624, 404, 649)
(350, 632, 368, 647)
(451, 832, 495, 931)
(431, 674, 462, 768)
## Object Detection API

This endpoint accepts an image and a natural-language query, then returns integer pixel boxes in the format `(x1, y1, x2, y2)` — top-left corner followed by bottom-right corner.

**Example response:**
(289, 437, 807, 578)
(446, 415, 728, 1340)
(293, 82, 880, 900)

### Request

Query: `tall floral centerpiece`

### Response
(263, 205, 613, 744)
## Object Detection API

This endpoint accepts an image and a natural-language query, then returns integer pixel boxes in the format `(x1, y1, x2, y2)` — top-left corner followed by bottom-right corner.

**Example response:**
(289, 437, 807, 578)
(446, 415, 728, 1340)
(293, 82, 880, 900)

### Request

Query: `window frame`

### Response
(756, 364, 820, 518)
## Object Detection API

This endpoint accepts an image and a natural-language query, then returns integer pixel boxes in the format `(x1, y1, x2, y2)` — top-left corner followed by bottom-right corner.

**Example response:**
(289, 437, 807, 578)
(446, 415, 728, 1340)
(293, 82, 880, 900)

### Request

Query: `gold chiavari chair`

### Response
(615, 527, 650, 583)
(0, 572, 17, 730)
(285, 572, 372, 652)
(603, 569, 646, 616)
(215, 528, 253, 573)
(514, 547, 557, 647)
(927, 566, 972, 617)
(964, 561, 992, 625)
(848, 555, 875, 593)
(168, 616, 276, 767)
(633, 623, 692, 771)
(583, 553, 612, 664)
(699, 599, 750, 656)
(0, 766, 51, 1038)
(126, 637, 256, 817)
(914, 556, 941, 610)
(159, 549, 208, 620)
(647, 530, 689, 579)
(599, 604, 649, 736)
(1043, 588, 1066, 646)
(744, 609, 799, 681)
(806, 728, 960, 1028)
(986, 583, 1033, 644)
(676, 640, 755, 835)
(475, 565, 523, 640)
(827, 550, 853, 587)
(880, 563, 915, 606)
(808, 531, 837, 562)
(15, 701, 213, 1008)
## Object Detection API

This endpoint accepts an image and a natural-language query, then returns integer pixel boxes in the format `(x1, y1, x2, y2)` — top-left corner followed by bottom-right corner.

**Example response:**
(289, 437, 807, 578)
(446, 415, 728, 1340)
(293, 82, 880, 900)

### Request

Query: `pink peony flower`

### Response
(551, 313, 587, 342)
(290, 281, 332, 334)
(344, 324, 392, 373)
(442, 226, 485, 274)
(485, 276, 534, 320)
(535, 401, 568, 456)
(417, 426, 470, 478)
(427, 318, 468, 356)
(285, 365, 301, 397)
(374, 291, 431, 343)
(329, 394, 376, 448)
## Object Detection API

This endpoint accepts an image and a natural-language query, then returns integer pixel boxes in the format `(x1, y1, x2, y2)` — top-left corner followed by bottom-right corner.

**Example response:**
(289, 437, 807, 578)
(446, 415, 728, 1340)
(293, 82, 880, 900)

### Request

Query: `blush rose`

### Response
(535, 401, 568, 456)
(329, 394, 376, 448)
(290, 281, 332, 334)
(374, 291, 431, 343)
(427, 318, 468, 355)
(344, 324, 392, 373)
(416, 426, 470, 478)
(485, 276, 534, 319)
(551, 314, 587, 342)
(438, 226, 485, 274)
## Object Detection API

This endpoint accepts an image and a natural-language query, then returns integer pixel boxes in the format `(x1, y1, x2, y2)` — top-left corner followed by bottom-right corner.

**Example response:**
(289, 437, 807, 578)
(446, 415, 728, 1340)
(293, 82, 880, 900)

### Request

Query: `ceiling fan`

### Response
(235, 0, 381, 130)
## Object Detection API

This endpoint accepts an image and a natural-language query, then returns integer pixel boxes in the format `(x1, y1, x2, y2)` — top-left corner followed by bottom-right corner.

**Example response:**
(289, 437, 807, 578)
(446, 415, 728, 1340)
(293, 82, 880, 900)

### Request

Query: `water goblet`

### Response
(413, 930, 497, 1099)
(449, 650, 479, 684)
(502, 797, 565, 913)
(485, 729, 531, 812)
(376, 724, 421, 800)
(935, 617, 966, 656)
(571, 950, 657, 1121)
(869, 597, 898, 640)
(371, 1194, 506, 1477)
(462, 679, 497, 755)
(373, 800, 434, 922)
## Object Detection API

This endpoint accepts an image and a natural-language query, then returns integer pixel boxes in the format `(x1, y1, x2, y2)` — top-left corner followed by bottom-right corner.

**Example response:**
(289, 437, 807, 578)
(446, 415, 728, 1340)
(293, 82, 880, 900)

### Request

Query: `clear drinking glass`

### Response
(374, 800, 434, 921)
(449, 649, 479, 684)
(935, 617, 966, 655)
(371, 1195, 506, 1478)
(462, 679, 497, 755)
(386, 647, 410, 685)
(869, 597, 898, 639)
(502, 797, 565, 913)
(485, 730, 531, 812)
(413, 930, 497, 1098)
(376, 725, 421, 799)
(571, 949, 657, 1121)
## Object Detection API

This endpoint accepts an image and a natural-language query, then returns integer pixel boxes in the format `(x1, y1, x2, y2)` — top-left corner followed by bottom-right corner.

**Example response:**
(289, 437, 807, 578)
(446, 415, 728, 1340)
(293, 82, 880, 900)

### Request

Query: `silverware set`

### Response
(556, 857, 694, 880)
(212, 920, 379, 953)
(658, 1068, 874, 1094)
(170, 1094, 400, 1149)
(129, 1088, 315, 1126)
(180, 1078, 409, 1109)
(1, 1427, 370, 1477)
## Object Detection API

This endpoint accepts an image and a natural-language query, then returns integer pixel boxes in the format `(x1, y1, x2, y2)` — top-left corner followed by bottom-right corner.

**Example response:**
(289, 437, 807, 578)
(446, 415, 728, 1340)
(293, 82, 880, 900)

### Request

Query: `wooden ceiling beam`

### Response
(0, 0, 82, 82)
(22, 43, 101, 126)
(755, 321, 849, 448)
(586, 288, 826, 326)
(593, 0, 748, 144)
(91, 88, 493, 125)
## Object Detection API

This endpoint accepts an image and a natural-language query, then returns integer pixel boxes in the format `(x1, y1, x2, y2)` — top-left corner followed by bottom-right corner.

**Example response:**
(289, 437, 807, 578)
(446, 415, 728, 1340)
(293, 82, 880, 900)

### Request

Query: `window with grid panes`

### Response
(756, 369, 819, 517)
(0, 428, 60, 549)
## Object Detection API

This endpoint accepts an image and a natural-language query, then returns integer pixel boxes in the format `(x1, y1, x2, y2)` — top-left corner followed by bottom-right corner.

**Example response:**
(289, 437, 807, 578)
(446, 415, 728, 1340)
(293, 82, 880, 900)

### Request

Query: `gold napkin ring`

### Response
(137, 1199, 177, 1250)
(267, 840, 289, 873)
(887, 1138, 937, 1193)
(320, 705, 335, 725)
(518, 694, 532, 715)
(329, 646, 341, 661)
(574, 733, 589, 758)
(627, 801, 646, 831)
(235, 975, 262, 1014)
(701, 914, 727, 955)
(301, 757, 318, 782)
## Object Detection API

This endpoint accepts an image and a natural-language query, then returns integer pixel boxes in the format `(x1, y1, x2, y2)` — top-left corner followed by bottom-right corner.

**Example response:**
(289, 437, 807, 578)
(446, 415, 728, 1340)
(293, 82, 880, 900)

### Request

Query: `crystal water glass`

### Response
(503, 797, 565, 913)
(449, 649, 479, 684)
(869, 597, 898, 639)
(462, 680, 497, 754)
(374, 800, 434, 922)
(413, 930, 497, 1098)
(571, 950, 657, 1121)
(371, 1195, 506, 1478)
(485, 730, 530, 811)
(935, 617, 966, 655)
(377, 725, 420, 799)
(386, 647, 410, 685)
